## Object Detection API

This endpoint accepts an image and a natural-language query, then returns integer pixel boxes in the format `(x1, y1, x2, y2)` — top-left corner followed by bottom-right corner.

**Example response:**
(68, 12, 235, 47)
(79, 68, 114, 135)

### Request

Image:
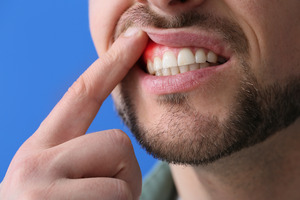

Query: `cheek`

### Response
(226, 0, 300, 83)
(89, 0, 133, 56)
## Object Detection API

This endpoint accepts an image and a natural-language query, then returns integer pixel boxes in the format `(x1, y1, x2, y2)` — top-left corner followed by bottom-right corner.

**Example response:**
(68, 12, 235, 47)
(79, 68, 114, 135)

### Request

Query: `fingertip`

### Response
(121, 27, 148, 43)
(123, 27, 142, 37)
(109, 28, 148, 66)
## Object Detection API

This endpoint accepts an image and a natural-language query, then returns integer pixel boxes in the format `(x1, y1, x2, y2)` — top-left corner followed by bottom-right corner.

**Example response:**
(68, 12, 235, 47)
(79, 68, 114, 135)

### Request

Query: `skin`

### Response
(0, 30, 148, 199)
(89, 0, 300, 199)
(1, 0, 299, 200)
(92, 0, 300, 166)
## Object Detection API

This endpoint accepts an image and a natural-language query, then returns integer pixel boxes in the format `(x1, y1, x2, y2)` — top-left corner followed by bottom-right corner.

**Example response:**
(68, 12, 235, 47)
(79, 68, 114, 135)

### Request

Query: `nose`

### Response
(141, 0, 205, 14)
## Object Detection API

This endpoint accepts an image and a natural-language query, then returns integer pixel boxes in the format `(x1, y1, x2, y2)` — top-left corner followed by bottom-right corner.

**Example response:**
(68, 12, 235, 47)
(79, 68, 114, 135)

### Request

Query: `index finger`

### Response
(33, 28, 148, 147)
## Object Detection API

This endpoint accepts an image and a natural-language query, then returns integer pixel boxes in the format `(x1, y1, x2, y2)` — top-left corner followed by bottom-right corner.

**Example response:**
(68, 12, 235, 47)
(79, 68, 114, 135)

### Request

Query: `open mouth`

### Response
(135, 30, 233, 94)
(142, 40, 229, 76)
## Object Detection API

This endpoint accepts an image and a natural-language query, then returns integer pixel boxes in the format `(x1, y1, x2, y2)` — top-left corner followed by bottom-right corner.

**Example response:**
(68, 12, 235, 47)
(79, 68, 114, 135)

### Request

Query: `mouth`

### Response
(132, 28, 233, 94)
(142, 40, 229, 76)
(139, 28, 231, 76)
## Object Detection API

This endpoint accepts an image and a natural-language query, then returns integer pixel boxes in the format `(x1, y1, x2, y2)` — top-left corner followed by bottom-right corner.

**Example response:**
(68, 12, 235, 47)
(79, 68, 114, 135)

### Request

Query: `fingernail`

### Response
(123, 27, 141, 37)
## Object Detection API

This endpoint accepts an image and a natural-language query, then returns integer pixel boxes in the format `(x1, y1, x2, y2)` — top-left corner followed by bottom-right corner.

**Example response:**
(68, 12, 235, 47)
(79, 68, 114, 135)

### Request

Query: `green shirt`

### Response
(141, 162, 177, 200)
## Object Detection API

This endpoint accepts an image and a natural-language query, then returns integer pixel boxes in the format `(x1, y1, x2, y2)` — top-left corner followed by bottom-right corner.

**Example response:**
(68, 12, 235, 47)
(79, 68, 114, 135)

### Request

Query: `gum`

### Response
(143, 40, 210, 63)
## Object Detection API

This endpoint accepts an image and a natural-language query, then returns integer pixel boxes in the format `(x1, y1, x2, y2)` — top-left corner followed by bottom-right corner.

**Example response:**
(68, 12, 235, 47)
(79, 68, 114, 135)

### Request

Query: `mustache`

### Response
(115, 4, 249, 55)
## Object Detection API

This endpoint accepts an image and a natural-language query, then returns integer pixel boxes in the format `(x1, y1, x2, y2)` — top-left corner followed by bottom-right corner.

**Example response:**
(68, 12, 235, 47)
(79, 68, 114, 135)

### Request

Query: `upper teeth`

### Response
(147, 48, 221, 76)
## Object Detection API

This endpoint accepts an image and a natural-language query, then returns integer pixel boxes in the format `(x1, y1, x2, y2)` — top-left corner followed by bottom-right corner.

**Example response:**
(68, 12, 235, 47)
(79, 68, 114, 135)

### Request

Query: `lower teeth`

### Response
(150, 62, 214, 76)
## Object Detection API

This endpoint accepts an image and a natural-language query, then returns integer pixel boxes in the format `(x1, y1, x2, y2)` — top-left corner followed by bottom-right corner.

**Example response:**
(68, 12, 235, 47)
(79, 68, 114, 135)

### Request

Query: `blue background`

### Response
(0, 0, 157, 181)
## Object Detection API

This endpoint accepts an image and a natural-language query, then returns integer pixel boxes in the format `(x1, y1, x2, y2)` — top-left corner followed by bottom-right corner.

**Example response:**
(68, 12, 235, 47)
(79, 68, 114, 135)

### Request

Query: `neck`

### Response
(170, 118, 300, 200)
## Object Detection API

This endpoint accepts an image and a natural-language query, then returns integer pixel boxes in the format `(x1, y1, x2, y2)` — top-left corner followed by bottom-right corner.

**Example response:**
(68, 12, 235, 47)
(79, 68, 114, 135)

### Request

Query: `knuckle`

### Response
(109, 129, 134, 151)
(101, 51, 119, 66)
(68, 75, 88, 99)
(22, 191, 37, 200)
(68, 74, 101, 104)
(22, 189, 46, 200)
(11, 151, 56, 184)
(101, 45, 131, 71)
(7, 158, 57, 200)
(106, 48, 132, 71)
(12, 155, 43, 183)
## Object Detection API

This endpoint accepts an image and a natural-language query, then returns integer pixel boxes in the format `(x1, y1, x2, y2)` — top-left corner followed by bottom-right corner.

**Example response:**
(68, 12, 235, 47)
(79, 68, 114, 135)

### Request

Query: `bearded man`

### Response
(1, 0, 299, 199)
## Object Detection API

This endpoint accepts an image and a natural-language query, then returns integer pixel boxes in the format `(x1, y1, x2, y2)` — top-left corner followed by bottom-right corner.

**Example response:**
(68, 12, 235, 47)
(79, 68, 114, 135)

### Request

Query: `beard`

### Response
(116, 65, 300, 166)
(113, 4, 300, 165)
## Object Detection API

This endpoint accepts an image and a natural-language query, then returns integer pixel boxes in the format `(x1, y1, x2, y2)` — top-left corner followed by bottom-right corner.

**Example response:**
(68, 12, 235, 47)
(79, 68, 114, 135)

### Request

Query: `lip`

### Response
(131, 28, 233, 95)
(143, 27, 232, 59)
(135, 59, 231, 95)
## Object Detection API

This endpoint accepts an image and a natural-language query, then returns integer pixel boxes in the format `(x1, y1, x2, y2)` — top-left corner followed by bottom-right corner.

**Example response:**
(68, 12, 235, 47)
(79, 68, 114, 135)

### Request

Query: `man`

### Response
(1, 0, 299, 199)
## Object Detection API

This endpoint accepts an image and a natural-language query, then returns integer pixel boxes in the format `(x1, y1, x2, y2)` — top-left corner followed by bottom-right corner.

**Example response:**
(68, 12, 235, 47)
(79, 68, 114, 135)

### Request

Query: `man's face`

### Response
(89, 0, 300, 165)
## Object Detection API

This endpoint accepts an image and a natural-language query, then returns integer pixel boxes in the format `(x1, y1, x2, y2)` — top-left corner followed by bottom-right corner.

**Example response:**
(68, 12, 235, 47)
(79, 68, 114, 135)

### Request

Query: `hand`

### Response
(0, 28, 148, 200)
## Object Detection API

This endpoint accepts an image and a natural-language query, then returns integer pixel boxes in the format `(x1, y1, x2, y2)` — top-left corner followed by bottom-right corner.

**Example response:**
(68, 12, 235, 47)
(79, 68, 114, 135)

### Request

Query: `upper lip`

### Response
(140, 27, 232, 59)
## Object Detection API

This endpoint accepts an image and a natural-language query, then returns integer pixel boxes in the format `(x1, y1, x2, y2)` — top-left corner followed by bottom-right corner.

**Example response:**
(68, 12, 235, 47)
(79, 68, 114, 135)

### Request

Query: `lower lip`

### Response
(136, 61, 231, 95)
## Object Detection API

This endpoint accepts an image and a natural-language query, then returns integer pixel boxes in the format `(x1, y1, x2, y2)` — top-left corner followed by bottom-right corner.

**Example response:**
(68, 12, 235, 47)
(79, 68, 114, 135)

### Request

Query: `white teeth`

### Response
(147, 60, 155, 75)
(207, 51, 218, 63)
(195, 49, 206, 64)
(162, 51, 177, 68)
(178, 48, 195, 66)
(189, 63, 200, 71)
(170, 66, 180, 75)
(147, 48, 225, 76)
(154, 57, 163, 71)
(162, 68, 171, 76)
(155, 70, 163, 76)
(200, 62, 209, 69)
(179, 65, 189, 73)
